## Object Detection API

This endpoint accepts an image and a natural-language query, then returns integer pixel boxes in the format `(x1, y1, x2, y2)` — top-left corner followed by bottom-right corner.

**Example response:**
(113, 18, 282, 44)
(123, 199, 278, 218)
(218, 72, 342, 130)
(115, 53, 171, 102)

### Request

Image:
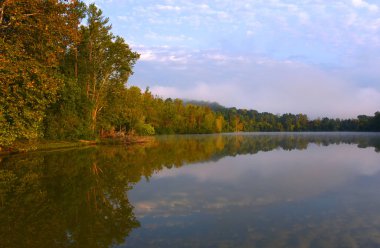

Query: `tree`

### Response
(215, 115, 225, 133)
(371, 112, 380, 131)
(123, 86, 144, 133)
(0, 0, 80, 149)
(78, 4, 139, 133)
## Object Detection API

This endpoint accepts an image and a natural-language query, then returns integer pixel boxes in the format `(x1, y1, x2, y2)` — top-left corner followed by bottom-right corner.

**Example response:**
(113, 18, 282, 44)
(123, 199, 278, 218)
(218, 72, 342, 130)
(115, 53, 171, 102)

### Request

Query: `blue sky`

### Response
(85, 0, 380, 118)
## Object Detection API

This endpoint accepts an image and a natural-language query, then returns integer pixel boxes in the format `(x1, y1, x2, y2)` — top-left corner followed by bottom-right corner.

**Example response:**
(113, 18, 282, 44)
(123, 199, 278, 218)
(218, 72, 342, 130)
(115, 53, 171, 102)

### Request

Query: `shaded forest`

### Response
(1, 1, 379, 150)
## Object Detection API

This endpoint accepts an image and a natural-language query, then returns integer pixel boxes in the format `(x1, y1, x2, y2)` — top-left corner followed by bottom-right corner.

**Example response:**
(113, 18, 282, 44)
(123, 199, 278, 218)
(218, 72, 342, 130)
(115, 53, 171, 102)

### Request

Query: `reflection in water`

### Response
(0, 133, 380, 248)
(0, 148, 140, 248)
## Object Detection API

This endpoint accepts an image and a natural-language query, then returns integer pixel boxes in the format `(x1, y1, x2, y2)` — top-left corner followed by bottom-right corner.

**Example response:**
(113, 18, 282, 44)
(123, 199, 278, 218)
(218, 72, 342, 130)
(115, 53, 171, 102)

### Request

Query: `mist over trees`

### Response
(0, 1, 379, 151)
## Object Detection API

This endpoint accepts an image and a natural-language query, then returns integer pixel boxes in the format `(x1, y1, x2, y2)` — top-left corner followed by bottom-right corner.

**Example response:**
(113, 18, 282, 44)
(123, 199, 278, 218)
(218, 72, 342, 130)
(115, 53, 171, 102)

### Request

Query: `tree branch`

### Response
(0, 6, 4, 25)
(0, 0, 11, 25)
(0, 0, 40, 26)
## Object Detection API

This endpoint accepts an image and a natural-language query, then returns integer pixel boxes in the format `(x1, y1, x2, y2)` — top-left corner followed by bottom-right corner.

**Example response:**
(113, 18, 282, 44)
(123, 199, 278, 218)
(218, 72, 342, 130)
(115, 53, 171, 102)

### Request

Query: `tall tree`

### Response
(78, 4, 139, 133)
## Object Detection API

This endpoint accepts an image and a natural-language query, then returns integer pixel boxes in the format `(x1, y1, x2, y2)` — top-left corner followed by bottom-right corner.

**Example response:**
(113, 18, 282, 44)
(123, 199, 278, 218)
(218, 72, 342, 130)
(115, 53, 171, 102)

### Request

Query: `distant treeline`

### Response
(1, 1, 379, 150)
(185, 100, 380, 133)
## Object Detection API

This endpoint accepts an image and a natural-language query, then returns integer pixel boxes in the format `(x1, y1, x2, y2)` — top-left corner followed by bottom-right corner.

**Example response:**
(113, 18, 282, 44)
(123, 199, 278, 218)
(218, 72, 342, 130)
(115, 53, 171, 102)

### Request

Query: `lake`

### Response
(1, 132, 380, 248)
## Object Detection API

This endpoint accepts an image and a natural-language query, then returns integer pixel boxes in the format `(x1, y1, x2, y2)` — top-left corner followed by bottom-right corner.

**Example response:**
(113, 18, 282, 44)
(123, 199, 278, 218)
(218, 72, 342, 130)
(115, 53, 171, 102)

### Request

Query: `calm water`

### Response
(1, 133, 380, 248)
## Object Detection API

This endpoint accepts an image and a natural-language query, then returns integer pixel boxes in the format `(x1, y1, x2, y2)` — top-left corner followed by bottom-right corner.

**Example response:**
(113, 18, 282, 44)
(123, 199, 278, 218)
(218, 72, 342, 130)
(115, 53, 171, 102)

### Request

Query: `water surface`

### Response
(1, 133, 380, 247)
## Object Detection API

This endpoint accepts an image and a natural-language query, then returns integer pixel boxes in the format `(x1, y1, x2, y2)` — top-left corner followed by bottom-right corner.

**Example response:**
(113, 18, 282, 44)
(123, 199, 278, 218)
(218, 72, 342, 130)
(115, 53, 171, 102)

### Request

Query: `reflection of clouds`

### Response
(135, 202, 156, 213)
(155, 144, 380, 181)
(134, 197, 195, 218)
(131, 144, 380, 218)
(353, 152, 380, 175)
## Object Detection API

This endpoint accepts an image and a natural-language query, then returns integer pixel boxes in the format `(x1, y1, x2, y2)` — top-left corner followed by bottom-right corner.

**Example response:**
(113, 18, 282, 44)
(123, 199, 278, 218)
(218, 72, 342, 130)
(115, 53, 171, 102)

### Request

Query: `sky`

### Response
(85, 0, 380, 118)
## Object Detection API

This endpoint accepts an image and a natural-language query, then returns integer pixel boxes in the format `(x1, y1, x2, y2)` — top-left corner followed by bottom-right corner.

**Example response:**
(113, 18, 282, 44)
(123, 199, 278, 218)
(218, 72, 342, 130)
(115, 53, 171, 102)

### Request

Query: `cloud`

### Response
(91, 0, 380, 50)
(246, 30, 254, 36)
(150, 83, 242, 105)
(352, 0, 379, 12)
(144, 32, 192, 43)
(155, 4, 181, 11)
(139, 50, 157, 62)
(136, 46, 193, 64)
(130, 47, 380, 118)
(87, 0, 380, 118)
(117, 15, 130, 21)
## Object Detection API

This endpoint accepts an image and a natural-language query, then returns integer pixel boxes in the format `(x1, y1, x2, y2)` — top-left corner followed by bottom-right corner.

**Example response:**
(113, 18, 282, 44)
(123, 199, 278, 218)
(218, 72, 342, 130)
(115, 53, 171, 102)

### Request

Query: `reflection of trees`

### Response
(0, 148, 139, 248)
(154, 133, 380, 164)
(0, 133, 379, 247)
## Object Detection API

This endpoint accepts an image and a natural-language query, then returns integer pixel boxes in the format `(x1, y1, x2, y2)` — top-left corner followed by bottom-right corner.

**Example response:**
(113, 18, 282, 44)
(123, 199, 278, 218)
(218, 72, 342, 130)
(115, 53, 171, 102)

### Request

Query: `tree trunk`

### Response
(91, 108, 97, 132)
(0, 0, 10, 25)
(74, 47, 78, 79)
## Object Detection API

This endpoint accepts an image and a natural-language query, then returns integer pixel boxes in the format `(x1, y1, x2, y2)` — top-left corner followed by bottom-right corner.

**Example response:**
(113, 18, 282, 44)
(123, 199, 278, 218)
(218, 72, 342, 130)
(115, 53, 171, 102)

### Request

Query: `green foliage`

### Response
(44, 77, 93, 140)
(135, 122, 155, 136)
(0, 0, 81, 149)
(78, 4, 139, 132)
(44, 3, 139, 140)
(371, 112, 380, 131)
(191, 102, 380, 133)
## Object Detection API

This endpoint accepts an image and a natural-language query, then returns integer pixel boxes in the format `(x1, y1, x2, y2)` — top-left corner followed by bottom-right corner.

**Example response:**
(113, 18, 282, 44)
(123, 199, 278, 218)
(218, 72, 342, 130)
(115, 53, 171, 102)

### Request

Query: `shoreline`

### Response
(0, 136, 153, 157)
(1, 131, 379, 156)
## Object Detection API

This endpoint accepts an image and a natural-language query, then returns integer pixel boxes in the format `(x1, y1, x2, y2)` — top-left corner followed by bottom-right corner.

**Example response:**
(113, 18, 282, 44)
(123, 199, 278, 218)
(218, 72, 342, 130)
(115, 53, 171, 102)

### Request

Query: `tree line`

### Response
(197, 101, 380, 133)
(1, 1, 379, 150)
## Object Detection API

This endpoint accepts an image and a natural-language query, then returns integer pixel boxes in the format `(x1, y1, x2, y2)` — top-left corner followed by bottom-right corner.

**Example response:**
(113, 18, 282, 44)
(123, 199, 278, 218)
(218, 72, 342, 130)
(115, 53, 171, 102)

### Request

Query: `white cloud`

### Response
(352, 0, 379, 12)
(117, 15, 130, 22)
(135, 46, 249, 65)
(144, 32, 192, 43)
(139, 50, 157, 62)
(246, 30, 254, 36)
(198, 3, 210, 10)
(150, 82, 242, 104)
(99, 0, 380, 50)
(156, 4, 181, 11)
(136, 46, 193, 64)
(202, 53, 248, 64)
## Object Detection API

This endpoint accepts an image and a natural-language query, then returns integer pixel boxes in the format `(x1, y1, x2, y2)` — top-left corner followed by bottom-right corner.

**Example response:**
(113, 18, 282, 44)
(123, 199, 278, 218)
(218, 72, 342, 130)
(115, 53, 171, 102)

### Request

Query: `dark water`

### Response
(1, 133, 380, 248)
